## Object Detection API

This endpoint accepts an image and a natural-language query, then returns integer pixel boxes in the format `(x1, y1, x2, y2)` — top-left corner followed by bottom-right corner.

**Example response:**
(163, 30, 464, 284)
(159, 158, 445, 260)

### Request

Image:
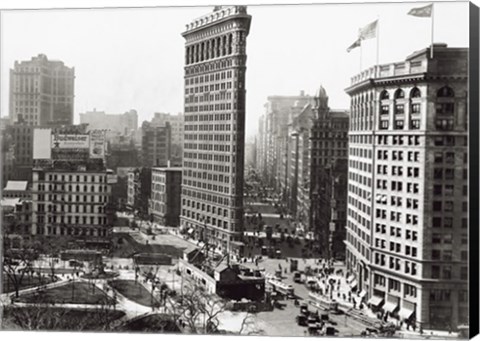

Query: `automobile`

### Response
(296, 314, 308, 326)
(293, 271, 303, 283)
(325, 326, 336, 336)
(308, 315, 320, 325)
(300, 303, 309, 316)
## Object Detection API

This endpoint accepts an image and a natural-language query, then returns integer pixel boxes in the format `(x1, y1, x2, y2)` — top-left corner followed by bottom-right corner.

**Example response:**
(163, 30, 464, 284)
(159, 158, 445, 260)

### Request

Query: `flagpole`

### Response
(360, 42, 363, 71)
(430, 3, 434, 59)
(376, 17, 380, 77)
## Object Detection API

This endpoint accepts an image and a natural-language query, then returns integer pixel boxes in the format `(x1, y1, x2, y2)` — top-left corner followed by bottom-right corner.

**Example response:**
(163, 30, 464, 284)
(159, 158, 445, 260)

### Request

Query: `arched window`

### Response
(228, 34, 233, 54)
(394, 89, 405, 99)
(437, 86, 455, 98)
(380, 90, 389, 100)
(410, 87, 421, 98)
(222, 35, 227, 55)
(379, 90, 390, 130)
(409, 87, 422, 129)
(436, 86, 455, 130)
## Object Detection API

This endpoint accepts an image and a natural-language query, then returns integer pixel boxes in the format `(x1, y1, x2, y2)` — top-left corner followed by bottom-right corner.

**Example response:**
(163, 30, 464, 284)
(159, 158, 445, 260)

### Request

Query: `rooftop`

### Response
(1, 198, 22, 207)
(152, 167, 183, 172)
(183, 6, 249, 35)
(4, 181, 28, 192)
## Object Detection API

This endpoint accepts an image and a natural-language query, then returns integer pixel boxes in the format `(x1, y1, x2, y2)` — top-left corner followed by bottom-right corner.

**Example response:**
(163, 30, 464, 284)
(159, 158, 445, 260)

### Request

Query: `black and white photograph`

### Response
(0, 0, 478, 339)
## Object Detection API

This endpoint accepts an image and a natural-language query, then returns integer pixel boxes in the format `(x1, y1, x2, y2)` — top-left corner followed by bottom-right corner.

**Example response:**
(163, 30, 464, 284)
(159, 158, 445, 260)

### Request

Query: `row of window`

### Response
(185, 58, 234, 77)
(374, 253, 418, 275)
(431, 265, 467, 280)
(39, 226, 108, 237)
(432, 216, 468, 229)
(184, 113, 233, 122)
(183, 199, 231, 217)
(42, 174, 106, 183)
(377, 150, 421, 162)
(183, 171, 230, 183)
(38, 215, 107, 225)
(185, 34, 235, 65)
(184, 160, 231, 173)
(36, 194, 108, 203)
(185, 70, 234, 85)
(184, 153, 231, 163)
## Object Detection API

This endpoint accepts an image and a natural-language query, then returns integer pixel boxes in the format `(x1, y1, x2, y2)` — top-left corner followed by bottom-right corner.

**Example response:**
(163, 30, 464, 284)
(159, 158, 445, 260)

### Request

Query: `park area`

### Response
(110, 233, 186, 258)
(15, 282, 114, 305)
(3, 306, 125, 331)
(2, 273, 55, 293)
(109, 279, 159, 307)
(120, 314, 180, 332)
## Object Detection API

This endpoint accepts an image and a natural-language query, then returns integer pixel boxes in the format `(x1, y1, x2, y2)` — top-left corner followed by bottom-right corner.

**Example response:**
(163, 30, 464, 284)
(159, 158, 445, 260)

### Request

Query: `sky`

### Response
(0, 1, 470, 139)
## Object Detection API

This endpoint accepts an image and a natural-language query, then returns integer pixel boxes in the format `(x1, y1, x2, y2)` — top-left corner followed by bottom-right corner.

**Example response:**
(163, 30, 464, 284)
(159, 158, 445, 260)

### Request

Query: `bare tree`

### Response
(167, 283, 227, 334)
(3, 293, 122, 331)
(2, 237, 40, 298)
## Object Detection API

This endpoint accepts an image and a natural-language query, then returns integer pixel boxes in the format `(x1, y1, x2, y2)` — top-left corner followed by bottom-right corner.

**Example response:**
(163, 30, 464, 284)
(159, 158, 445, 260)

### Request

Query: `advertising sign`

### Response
(51, 134, 90, 149)
(89, 130, 106, 159)
(33, 128, 52, 159)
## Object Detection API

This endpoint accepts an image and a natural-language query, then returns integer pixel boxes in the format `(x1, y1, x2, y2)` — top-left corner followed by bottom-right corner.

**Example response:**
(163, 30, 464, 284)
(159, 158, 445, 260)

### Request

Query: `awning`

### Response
(187, 228, 194, 234)
(347, 275, 355, 283)
(383, 301, 399, 313)
(349, 280, 358, 289)
(359, 290, 367, 298)
(367, 295, 384, 307)
(398, 307, 415, 320)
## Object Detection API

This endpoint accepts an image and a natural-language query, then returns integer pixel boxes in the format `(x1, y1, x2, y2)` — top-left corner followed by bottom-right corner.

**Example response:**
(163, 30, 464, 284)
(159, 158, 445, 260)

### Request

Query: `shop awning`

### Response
(359, 290, 367, 298)
(367, 295, 384, 307)
(349, 280, 358, 289)
(187, 228, 194, 234)
(347, 275, 355, 283)
(398, 307, 415, 320)
(383, 301, 399, 313)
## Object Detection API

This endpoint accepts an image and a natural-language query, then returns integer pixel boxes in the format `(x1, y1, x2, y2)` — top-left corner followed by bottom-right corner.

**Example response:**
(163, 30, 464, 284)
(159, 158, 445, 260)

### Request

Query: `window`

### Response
(433, 201, 442, 211)
(380, 120, 389, 130)
(394, 120, 404, 129)
(411, 87, 421, 98)
(380, 90, 389, 100)
(431, 265, 440, 279)
(410, 119, 420, 129)
(437, 86, 455, 98)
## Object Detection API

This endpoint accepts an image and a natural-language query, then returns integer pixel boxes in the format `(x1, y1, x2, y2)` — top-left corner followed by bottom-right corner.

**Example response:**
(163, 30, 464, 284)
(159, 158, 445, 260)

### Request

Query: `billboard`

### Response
(89, 130, 106, 159)
(33, 128, 52, 159)
(51, 134, 90, 149)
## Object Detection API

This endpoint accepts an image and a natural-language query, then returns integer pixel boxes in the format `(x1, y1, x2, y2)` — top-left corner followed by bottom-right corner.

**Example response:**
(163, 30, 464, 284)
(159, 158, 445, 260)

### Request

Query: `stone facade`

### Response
(344, 44, 468, 330)
(180, 6, 251, 255)
(10, 54, 74, 126)
(150, 167, 182, 227)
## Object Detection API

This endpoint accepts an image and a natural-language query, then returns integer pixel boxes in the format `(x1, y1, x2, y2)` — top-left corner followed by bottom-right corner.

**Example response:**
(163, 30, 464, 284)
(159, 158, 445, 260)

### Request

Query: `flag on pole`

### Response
(408, 3, 433, 17)
(346, 20, 378, 52)
(359, 20, 378, 40)
(347, 39, 361, 53)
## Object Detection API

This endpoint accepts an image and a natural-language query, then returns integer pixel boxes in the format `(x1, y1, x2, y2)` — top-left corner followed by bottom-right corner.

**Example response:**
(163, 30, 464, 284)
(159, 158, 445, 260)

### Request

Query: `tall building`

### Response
(285, 87, 349, 258)
(31, 126, 113, 249)
(151, 112, 184, 166)
(9, 54, 74, 126)
(309, 87, 349, 259)
(79, 109, 138, 134)
(150, 167, 182, 227)
(127, 168, 152, 219)
(344, 44, 468, 330)
(141, 121, 171, 167)
(1, 122, 34, 183)
(259, 92, 314, 191)
(180, 6, 251, 255)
